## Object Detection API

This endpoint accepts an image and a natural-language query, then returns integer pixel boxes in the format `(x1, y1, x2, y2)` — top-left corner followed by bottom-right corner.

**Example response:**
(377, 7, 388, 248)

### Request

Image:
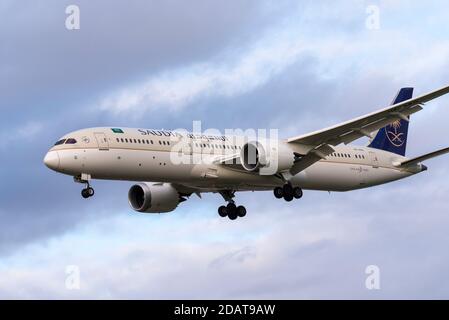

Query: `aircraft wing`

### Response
(212, 153, 244, 171)
(396, 146, 449, 167)
(285, 85, 449, 177)
(288, 85, 449, 147)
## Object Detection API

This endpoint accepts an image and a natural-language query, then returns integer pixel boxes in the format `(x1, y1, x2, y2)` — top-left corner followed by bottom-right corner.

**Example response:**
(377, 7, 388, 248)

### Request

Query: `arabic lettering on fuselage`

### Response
(137, 129, 227, 141)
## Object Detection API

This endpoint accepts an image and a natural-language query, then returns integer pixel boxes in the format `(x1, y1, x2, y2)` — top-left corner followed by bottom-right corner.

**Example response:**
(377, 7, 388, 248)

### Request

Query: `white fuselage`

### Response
(44, 127, 422, 193)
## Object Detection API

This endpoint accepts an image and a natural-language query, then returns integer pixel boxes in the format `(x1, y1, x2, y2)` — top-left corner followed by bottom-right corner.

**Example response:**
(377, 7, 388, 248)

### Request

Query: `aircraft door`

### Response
(94, 132, 109, 150)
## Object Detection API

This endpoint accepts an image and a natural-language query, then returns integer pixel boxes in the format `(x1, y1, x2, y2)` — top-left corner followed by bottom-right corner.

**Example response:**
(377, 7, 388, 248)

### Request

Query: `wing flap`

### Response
(287, 144, 335, 177)
(336, 105, 423, 145)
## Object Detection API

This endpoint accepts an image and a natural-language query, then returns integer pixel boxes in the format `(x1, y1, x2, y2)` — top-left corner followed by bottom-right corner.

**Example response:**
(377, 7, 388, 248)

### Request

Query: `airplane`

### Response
(44, 85, 449, 220)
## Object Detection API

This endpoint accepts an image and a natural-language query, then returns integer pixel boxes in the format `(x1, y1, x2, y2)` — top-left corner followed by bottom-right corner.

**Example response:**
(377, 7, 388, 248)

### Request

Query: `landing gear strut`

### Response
(218, 190, 247, 220)
(75, 174, 95, 199)
(274, 183, 303, 202)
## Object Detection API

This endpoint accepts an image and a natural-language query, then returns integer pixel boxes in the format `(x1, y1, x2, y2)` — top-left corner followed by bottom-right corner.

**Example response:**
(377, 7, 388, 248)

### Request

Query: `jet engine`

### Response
(240, 140, 296, 175)
(128, 182, 185, 213)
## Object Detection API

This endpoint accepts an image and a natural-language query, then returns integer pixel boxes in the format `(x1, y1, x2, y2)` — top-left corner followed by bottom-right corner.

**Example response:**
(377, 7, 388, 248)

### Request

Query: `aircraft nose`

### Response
(44, 151, 60, 170)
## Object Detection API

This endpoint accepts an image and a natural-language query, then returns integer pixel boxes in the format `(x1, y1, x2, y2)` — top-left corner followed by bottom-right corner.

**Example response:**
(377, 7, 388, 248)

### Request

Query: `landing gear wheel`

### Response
(293, 187, 303, 199)
(81, 186, 94, 199)
(283, 184, 294, 202)
(81, 188, 90, 199)
(227, 203, 238, 220)
(237, 206, 247, 217)
(274, 187, 284, 199)
(218, 206, 228, 217)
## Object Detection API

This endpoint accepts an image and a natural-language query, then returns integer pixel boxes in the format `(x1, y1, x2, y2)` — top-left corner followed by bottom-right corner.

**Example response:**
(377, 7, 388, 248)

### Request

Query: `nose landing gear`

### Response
(81, 186, 95, 199)
(274, 184, 303, 202)
(75, 174, 95, 199)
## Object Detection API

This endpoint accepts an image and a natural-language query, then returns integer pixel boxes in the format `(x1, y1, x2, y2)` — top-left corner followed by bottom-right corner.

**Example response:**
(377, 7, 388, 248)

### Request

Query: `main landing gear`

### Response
(74, 175, 95, 199)
(218, 190, 247, 221)
(274, 183, 303, 202)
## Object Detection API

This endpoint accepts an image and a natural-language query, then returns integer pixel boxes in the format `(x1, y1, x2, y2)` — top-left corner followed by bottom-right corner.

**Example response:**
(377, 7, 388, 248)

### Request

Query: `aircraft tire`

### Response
(81, 189, 90, 199)
(274, 187, 284, 199)
(293, 187, 303, 199)
(237, 206, 247, 217)
(227, 203, 238, 220)
(218, 205, 228, 217)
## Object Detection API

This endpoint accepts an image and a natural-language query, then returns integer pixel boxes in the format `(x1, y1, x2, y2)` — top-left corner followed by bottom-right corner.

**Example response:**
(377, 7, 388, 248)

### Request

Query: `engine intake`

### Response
(241, 141, 267, 172)
(128, 182, 182, 213)
(240, 140, 296, 175)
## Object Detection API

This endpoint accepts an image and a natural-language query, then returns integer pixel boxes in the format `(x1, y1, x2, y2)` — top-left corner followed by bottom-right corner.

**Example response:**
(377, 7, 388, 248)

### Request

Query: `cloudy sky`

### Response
(1, 0, 449, 299)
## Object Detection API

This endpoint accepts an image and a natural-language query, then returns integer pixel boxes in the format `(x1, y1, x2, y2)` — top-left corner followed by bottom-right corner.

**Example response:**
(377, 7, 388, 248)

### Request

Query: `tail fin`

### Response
(368, 88, 414, 156)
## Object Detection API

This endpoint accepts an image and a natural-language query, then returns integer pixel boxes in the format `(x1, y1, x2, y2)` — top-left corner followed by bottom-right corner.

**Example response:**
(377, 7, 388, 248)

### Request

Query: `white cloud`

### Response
(99, 21, 308, 114)
(98, 1, 449, 117)
(2, 178, 449, 299)
(0, 121, 43, 149)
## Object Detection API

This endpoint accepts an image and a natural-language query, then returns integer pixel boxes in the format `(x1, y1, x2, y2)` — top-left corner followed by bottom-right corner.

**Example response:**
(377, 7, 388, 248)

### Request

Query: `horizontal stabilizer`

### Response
(398, 147, 449, 167)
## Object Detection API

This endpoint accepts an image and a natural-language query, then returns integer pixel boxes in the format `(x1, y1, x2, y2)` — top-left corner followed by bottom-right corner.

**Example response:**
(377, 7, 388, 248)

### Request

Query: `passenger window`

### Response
(65, 138, 77, 144)
(133, 139, 137, 143)
(125, 139, 128, 143)
(54, 139, 66, 146)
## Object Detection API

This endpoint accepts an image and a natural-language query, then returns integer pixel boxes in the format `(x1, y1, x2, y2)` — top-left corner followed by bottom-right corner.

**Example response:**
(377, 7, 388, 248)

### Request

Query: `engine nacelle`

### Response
(128, 182, 181, 213)
(240, 140, 296, 175)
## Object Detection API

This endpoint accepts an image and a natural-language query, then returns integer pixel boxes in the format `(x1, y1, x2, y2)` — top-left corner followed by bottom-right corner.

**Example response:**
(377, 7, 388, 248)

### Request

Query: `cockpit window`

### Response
(54, 139, 66, 145)
(65, 138, 77, 144)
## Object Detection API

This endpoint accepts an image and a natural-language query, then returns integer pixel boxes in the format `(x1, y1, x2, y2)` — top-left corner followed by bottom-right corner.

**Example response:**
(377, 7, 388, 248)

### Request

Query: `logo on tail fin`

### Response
(386, 120, 405, 147)
(368, 87, 413, 156)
